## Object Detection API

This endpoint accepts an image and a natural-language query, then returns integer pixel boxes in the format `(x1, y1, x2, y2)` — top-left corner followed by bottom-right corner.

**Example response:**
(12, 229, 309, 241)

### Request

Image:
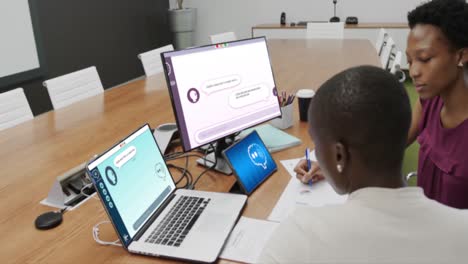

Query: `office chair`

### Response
(380, 37, 395, 70)
(306, 22, 344, 39)
(0, 88, 34, 131)
(375, 28, 388, 56)
(43, 66, 104, 110)
(210, 31, 237, 44)
(138, 44, 174, 77)
(390, 50, 406, 82)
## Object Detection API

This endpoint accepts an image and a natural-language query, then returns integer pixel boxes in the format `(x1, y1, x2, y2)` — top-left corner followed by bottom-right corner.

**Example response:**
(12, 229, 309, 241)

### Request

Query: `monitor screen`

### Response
(87, 124, 175, 246)
(161, 37, 281, 151)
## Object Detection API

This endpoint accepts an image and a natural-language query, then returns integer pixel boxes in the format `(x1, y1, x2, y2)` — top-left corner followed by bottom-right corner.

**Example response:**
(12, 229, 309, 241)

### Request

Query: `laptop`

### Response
(223, 130, 277, 194)
(86, 124, 247, 263)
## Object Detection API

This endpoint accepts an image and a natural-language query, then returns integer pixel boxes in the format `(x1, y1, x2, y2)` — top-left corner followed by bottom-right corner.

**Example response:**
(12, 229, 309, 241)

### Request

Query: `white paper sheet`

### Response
(220, 217, 279, 263)
(268, 156, 348, 222)
(279, 151, 316, 178)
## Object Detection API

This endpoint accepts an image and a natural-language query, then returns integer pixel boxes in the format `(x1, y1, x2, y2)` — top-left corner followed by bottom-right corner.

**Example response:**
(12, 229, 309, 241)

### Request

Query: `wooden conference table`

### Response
(0, 39, 379, 263)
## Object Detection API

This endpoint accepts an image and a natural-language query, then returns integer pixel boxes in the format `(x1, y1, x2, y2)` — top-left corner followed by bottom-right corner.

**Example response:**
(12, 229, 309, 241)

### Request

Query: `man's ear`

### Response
(335, 142, 348, 174)
(335, 141, 352, 193)
(457, 48, 468, 66)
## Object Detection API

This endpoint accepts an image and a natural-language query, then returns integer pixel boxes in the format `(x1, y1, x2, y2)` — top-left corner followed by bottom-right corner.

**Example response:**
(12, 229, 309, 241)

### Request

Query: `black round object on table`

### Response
(35, 211, 63, 230)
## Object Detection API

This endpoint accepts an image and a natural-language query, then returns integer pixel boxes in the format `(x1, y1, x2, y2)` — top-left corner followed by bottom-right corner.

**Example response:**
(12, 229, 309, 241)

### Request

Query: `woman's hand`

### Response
(293, 159, 325, 184)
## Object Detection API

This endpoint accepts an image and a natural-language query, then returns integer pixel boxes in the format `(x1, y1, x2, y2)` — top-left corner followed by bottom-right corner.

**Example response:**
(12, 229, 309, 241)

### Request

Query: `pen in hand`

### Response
(305, 148, 313, 186)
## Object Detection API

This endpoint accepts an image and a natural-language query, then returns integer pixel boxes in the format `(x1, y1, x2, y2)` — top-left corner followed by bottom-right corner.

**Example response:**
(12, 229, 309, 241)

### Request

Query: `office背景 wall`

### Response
(170, 0, 425, 46)
(0, 0, 171, 116)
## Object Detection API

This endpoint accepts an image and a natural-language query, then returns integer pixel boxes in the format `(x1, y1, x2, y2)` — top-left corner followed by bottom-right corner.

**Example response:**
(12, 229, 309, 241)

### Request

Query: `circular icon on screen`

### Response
(99, 182, 104, 189)
(102, 189, 108, 195)
(187, 88, 200, 103)
(109, 202, 114, 208)
(105, 195, 111, 202)
(105, 166, 118, 186)
(91, 170, 100, 181)
(155, 162, 166, 180)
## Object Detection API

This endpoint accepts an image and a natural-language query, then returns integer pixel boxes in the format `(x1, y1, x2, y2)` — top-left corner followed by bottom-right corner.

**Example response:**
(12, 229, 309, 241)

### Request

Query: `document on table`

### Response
(268, 156, 348, 222)
(220, 217, 279, 263)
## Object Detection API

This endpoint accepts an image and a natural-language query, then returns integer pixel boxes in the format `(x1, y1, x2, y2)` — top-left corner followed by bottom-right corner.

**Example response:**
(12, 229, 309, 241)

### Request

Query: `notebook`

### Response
(238, 124, 301, 152)
(223, 130, 277, 194)
(86, 124, 246, 263)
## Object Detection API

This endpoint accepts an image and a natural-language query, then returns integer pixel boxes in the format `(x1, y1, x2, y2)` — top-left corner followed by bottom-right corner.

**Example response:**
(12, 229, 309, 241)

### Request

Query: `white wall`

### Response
(169, 0, 424, 46)
(0, 0, 40, 78)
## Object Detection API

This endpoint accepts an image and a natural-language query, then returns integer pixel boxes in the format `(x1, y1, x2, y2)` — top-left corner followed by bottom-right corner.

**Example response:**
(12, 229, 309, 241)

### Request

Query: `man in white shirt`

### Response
(258, 66, 468, 263)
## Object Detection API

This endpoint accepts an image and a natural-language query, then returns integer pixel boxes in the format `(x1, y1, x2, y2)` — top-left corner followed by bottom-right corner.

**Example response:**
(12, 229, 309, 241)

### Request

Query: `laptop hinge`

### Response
(132, 192, 177, 242)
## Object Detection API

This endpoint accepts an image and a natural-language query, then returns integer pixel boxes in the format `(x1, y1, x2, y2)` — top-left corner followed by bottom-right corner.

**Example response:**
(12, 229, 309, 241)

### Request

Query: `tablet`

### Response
(223, 130, 277, 194)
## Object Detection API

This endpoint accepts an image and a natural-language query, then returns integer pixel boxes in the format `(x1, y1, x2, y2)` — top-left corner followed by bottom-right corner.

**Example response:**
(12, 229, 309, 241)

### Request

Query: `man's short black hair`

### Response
(309, 65, 411, 172)
(408, 0, 468, 49)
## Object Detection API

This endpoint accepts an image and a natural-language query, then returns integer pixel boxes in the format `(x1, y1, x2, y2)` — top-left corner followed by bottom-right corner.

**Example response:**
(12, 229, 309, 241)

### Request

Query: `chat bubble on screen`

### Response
(229, 84, 269, 109)
(248, 143, 268, 169)
(202, 75, 241, 95)
(114, 146, 137, 169)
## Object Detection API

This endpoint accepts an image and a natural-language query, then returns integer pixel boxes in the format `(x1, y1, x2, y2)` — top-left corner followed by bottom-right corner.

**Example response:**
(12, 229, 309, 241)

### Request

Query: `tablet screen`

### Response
(223, 130, 277, 194)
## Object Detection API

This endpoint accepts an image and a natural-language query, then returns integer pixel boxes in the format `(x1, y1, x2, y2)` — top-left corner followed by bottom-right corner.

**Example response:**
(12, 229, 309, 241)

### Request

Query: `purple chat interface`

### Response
(162, 38, 281, 151)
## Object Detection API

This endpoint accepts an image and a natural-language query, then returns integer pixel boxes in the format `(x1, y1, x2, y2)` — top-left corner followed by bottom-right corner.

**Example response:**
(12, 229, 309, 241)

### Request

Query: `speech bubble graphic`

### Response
(202, 75, 241, 95)
(105, 166, 118, 186)
(229, 84, 269, 109)
(248, 143, 267, 169)
(114, 146, 136, 169)
(155, 162, 166, 180)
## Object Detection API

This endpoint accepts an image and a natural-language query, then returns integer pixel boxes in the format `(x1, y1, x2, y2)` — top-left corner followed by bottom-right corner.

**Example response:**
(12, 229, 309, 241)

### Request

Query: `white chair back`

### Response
(43, 66, 104, 110)
(375, 28, 388, 55)
(306, 22, 344, 39)
(390, 51, 406, 82)
(210, 32, 237, 44)
(138, 44, 174, 77)
(380, 37, 395, 69)
(390, 51, 402, 74)
(0, 88, 33, 131)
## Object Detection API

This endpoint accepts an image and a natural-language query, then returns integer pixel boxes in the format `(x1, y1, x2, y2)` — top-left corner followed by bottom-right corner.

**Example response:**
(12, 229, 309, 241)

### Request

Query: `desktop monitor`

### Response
(161, 37, 281, 173)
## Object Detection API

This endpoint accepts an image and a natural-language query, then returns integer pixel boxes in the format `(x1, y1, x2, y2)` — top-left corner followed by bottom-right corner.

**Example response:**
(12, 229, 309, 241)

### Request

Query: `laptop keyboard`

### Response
(145, 196, 211, 247)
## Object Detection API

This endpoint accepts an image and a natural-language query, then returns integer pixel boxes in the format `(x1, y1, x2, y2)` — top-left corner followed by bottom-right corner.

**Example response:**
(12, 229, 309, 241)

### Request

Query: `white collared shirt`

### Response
(258, 187, 468, 264)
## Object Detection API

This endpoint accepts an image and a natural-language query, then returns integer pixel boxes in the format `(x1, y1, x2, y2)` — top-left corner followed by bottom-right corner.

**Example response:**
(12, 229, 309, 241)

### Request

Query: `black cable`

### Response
(192, 143, 217, 188)
(60, 207, 69, 215)
(167, 164, 188, 185)
(164, 143, 218, 189)
(165, 153, 206, 162)
(164, 151, 186, 160)
(168, 164, 193, 188)
(167, 155, 192, 188)
(180, 152, 192, 187)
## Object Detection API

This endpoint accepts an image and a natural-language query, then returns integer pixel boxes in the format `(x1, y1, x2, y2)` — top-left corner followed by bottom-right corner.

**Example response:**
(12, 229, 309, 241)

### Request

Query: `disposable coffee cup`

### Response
(297, 89, 315, 122)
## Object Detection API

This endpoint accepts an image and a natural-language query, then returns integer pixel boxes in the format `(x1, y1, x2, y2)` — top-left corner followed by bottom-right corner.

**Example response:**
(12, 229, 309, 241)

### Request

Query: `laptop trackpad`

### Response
(197, 212, 229, 233)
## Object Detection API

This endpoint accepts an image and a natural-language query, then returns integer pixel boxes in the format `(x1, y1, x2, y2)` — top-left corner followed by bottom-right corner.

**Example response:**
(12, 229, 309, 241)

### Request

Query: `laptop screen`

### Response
(223, 130, 277, 194)
(87, 124, 176, 246)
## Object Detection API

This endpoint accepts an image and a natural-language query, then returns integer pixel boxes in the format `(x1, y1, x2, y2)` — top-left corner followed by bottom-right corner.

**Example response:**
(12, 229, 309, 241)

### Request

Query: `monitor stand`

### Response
(196, 136, 235, 175)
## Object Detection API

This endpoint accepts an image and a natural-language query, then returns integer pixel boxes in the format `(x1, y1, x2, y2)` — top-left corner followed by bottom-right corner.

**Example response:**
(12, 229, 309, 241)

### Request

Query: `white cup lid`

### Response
(296, 89, 315, 98)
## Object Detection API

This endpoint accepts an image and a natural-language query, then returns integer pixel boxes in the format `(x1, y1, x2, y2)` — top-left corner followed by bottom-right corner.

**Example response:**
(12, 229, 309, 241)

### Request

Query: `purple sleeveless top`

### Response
(417, 96, 468, 209)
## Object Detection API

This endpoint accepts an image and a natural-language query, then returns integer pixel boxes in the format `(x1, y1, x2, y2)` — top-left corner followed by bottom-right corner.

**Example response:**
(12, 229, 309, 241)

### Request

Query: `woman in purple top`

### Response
(406, 0, 468, 208)
(294, 0, 468, 209)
